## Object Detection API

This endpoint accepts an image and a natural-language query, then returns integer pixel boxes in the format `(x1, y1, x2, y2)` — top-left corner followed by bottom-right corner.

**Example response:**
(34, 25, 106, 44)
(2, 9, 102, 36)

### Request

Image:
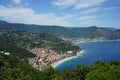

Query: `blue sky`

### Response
(0, 0, 120, 28)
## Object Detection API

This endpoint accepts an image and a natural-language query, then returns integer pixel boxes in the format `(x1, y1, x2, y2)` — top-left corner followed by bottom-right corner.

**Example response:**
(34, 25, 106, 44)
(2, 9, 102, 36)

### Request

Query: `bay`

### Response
(57, 41, 120, 71)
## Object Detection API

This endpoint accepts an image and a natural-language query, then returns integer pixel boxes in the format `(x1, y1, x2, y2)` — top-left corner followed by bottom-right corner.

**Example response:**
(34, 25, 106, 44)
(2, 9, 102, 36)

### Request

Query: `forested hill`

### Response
(0, 20, 120, 40)
(1, 53, 120, 80)
(0, 30, 80, 55)
(0, 42, 36, 59)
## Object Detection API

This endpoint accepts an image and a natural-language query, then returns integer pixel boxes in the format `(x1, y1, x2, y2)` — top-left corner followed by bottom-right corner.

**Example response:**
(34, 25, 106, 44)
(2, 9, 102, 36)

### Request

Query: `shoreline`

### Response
(73, 39, 120, 45)
(51, 40, 120, 68)
(51, 50, 85, 68)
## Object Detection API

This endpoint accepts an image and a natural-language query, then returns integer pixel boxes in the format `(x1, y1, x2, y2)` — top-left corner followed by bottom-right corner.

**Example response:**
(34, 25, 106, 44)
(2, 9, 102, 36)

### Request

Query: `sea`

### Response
(57, 41, 120, 71)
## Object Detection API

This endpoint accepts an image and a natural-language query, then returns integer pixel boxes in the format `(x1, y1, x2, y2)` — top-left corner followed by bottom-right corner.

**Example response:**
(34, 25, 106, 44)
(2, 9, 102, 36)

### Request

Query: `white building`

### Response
(4, 52, 10, 55)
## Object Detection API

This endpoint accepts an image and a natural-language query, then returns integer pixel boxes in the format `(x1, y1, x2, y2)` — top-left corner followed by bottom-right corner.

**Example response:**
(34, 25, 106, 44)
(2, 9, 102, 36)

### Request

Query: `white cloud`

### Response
(80, 7, 99, 14)
(74, 0, 107, 10)
(79, 15, 99, 21)
(0, 5, 104, 27)
(52, 0, 107, 9)
(52, 0, 76, 9)
(102, 6, 120, 11)
(12, 0, 22, 4)
(78, 20, 103, 27)
(0, 5, 73, 26)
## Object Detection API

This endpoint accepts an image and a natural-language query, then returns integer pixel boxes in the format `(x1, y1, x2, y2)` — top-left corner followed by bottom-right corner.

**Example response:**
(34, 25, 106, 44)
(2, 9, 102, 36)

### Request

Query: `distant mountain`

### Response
(104, 27, 117, 31)
(0, 20, 8, 24)
(0, 20, 120, 40)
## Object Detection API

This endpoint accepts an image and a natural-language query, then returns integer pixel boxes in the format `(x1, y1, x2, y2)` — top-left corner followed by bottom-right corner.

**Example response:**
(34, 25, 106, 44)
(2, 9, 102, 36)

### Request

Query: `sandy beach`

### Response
(51, 50, 85, 68)
(51, 40, 111, 68)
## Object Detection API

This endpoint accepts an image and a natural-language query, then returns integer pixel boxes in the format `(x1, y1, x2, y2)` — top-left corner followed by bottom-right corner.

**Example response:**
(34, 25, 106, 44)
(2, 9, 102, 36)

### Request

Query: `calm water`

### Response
(58, 41, 120, 71)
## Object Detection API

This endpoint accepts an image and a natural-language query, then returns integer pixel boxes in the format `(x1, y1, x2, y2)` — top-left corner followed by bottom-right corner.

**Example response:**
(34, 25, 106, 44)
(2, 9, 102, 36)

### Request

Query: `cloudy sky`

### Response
(0, 0, 120, 28)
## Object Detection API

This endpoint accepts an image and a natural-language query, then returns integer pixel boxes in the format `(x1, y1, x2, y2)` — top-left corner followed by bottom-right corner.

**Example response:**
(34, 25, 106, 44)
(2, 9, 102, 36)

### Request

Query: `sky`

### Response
(0, 0, 120, 28)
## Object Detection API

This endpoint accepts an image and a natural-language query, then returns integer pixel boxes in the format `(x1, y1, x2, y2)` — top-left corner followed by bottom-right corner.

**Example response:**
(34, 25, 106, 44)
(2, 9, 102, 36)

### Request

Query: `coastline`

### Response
(51, 50, 85, 68)
(51, 40, 120, 68)
(73, 39, 120, 45)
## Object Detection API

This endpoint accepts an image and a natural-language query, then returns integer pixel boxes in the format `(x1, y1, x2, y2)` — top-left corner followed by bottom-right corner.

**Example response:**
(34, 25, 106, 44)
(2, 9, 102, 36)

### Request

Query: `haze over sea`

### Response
(58, 41, 120, 71)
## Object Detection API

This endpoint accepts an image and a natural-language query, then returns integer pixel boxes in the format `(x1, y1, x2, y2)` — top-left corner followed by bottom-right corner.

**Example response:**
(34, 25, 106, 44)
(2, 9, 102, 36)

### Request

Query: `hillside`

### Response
(0, 30, 80, 69)
(0, 53, 48, 80)
(0, 30, 80, 53)
(1, 53, 120, 80)
(0, 20, 120, 41)
(0, 42, 35, 59)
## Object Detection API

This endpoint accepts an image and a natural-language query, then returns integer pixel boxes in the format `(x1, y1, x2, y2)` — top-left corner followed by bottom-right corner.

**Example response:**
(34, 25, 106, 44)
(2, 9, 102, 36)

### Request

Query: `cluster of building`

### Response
(28, 48, 72, 70)
(63, 37, 107, 44)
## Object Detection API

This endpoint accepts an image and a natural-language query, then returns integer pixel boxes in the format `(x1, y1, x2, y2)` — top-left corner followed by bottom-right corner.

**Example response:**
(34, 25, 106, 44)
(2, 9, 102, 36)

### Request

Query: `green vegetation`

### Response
(52, 61, 120, 80)
(86, 61, 120, 80)
(0, 20, 120, 40)
(0, 53, 60, 80)
(0, 30, 80, 55)
(0, 53, 120, 80)
(0, 53, 46, 80)
(0, 20, 120, 80)
(0, 42, 35, 59)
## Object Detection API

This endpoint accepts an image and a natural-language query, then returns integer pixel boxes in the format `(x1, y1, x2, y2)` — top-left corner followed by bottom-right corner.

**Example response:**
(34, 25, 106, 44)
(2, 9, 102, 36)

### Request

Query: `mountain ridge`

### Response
(0, 20, 120, 41)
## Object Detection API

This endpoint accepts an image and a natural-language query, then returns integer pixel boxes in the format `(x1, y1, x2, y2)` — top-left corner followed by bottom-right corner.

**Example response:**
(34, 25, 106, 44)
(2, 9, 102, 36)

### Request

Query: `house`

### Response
(4, 52, 10, 55)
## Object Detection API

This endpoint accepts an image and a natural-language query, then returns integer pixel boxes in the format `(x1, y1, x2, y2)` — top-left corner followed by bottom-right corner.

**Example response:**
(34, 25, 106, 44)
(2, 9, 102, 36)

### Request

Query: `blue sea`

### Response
(58, 41, 120, 71)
